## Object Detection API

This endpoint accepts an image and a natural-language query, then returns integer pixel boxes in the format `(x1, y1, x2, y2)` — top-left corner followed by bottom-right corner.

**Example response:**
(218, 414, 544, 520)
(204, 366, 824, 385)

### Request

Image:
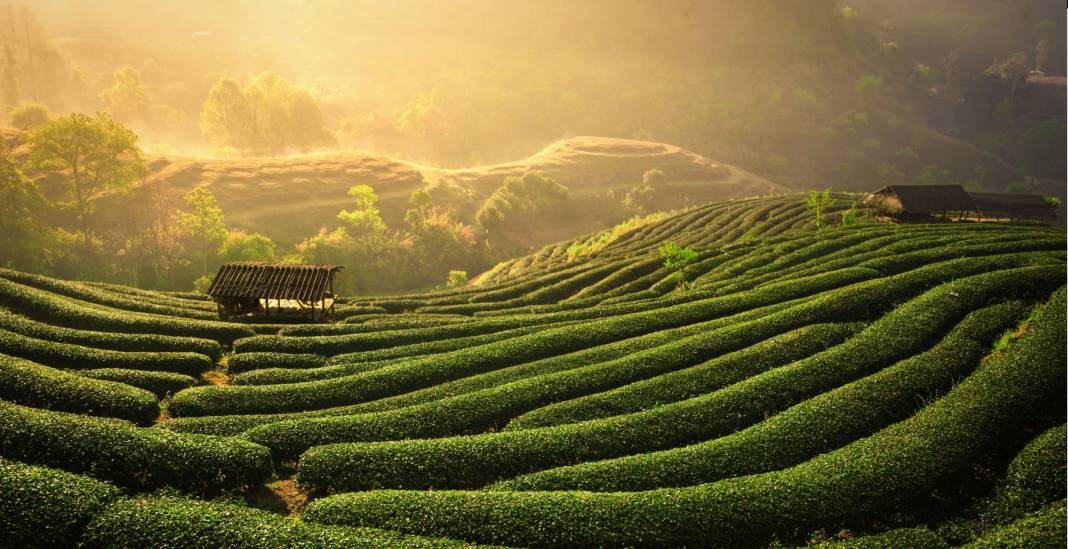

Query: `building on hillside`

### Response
(206, 262, 343, 322)
(864, 184, 978, 220)
(969, 192, 1057, 222)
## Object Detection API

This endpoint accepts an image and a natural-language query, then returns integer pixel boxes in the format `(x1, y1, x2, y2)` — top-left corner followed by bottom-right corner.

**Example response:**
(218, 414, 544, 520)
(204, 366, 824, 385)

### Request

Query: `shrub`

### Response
(0, 308, 223, 360)
(658, 241, 699, 269)
(81, 494, 473, 548)
(226, 352, 326, 374)
(295, 270, 1054, 493)
(0, 277, 254, 344)
(303, 286, 1066, 547)
(0, 458, 121, 548)
(0, 327, 213, 376)
(79, 369, 196, 398)
(498, 300, 1027, 491)
(446, 270, 467, 289)
(0, 400, 272, 493)
(0, 353, 159, 425)
(964, 500, 1066, 548)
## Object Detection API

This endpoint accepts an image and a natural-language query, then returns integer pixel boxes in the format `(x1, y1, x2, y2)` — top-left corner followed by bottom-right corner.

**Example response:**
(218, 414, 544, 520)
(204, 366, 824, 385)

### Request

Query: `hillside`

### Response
(0, 195, 1064, 546)
(92, 136, 780, 249)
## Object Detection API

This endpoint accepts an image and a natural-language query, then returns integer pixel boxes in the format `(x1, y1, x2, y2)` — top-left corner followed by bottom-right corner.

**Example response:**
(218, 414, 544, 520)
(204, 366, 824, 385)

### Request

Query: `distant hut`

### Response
(207, 262, 343, 322)
(970, 192, 1057, 222)
(864, 185, 978, 220)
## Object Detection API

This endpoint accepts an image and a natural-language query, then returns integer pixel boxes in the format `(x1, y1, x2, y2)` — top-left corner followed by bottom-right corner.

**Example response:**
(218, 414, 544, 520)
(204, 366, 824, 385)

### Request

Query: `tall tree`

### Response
(0, 153, 52, 269)
(27, 112, 143, 256)
(178, 186, 228, 276)
(99, 66, 149, 122)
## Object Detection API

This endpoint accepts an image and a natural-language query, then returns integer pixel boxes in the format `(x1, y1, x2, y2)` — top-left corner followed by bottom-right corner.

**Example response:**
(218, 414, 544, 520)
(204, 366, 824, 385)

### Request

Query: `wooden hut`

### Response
(969, 192, 1057, 222)
(206, 262, 343, 322)
(864, 185, 978, 220)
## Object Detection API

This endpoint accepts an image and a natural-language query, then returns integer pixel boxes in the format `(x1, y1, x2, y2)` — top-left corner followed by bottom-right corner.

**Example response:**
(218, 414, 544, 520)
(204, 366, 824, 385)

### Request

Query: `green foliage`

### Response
(79, 368, 196, 398)
(81, 494, 472, 548)
(0, 399, 273, 492)
(446, 270, 467, 289)
(0, 459, 122, 548)
(0, 352, 159, 424)
(658, 241, 698, 269)
(9, 102, 49, 129)
(806, 188, 833, 232)
(841, 201, 861, 226)
(1043, 196, 1060, 209)
(99, 66, 149, 122)
(178, 187, 228, 276)
(854, 74, 883, 96)
(915, 164, 952, 186)
(201, 71, 334, 154)
(192, 275, 212, 294)
(475, 172, 570, 233)
(26, 112, 144, 253)
(337, 184, 386, 235)
(0, 155, 54, 270)
(623, 169, 670, 213)
(218, 230, 276, 263)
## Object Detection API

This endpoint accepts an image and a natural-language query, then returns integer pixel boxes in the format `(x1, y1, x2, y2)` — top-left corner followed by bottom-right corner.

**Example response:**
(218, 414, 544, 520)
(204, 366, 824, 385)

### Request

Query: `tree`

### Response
(201, 76, 255, 151)
(337, 184, 386, 236)
(985, 52, 1029, 102)
(476, 172, 570, 233)
(806, 188, 833, 232)
(178, 187, 228, 276)
(218, 230, 276, 263)
(447, 270, 468, 289)
(2, 44, 18, 107)
(10, 102, 49, 129)
(99, 67, 149, 122)
(27, 112, 143, 255)
(659, 241, 698, 269)
(0, 155, 53, 269)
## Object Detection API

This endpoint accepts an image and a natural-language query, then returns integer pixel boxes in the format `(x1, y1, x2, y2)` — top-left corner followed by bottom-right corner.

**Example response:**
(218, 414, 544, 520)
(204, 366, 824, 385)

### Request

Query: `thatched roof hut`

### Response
(207, 262, 343, 321)
(969, 192, 1057, 221)
(864, 185, 978, 218)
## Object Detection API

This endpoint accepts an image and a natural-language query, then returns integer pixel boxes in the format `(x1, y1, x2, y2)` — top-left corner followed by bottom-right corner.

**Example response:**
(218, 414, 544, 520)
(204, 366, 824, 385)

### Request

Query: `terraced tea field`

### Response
(1, 194, 1065, 547)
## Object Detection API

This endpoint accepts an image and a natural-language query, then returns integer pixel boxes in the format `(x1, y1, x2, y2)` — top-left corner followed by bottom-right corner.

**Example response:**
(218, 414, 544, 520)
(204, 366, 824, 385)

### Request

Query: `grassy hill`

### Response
(97, 136, 783, 249)
(0, 195, 1064, 546)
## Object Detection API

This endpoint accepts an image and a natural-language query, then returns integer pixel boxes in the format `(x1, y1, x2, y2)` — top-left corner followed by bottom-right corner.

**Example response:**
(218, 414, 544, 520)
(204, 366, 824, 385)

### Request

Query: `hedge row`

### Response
(256, 320, 858, 462)
(0, 327, 212, 376)
(300, 285, 1067, 547)
(80, 494, 478, 548)
(0, 268, 217, 319)
(80, 368, 197, 398)
(233, 357, 407, 386)
(0, 458, 122, 548)
(0, 277, 255, 344)
(497, 300, 1027, 491)
(509, 321, 865, 429)
(0, 353, 159, 425)
(0, 308, 223, 360)
(0, 401, 272, 492)
(985, 423, 1068, 522)
(170, 271, 849, 418)
(226, 352, 327, 374)
(295, 271, 1051, 493)
(963, 500, 1066, 549)
(161, 297, 821, 436)
(177, 266, 883, 416)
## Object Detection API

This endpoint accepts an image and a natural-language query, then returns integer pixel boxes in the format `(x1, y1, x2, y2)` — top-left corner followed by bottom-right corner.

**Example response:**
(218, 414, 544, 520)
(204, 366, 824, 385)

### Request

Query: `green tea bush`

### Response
(0, 277, 254, 344)
(302, 286, 1067, 547)
(0, 308, 223, 360)
(79, 368, 197, 398)
(0, 400, 272, 492)
(226, 352, 327, 374)
(0, 458, 122, 548)
(296, 271, 1053, 492)
(498, 301, 1026, 491)
(80, 494, 474, 548)
(0, 353, 159, 424)
(0, 328, 212, 376)
(963, 500, 1066, 548)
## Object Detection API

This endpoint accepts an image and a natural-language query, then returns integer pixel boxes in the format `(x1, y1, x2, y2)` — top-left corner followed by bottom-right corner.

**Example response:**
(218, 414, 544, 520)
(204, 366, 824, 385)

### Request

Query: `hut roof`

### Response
(865, 185, 977, 214)
(207, 262, 343, 302)
(969, 192, 1056, 220)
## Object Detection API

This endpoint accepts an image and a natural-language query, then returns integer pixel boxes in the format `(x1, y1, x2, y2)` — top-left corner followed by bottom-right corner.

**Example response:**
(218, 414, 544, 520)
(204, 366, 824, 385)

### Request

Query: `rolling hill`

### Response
(108, 136, 783, 248)
(0, 194, 1064, 547)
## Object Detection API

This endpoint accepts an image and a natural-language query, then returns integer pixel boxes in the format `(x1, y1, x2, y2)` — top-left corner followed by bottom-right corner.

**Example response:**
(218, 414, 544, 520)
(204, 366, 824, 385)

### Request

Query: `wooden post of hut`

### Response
(206, 262, 344, 322)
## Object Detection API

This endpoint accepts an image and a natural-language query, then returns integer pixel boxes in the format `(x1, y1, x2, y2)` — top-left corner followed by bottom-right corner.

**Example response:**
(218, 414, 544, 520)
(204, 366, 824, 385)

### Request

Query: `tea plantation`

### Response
(1, 194, 1064, 547)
